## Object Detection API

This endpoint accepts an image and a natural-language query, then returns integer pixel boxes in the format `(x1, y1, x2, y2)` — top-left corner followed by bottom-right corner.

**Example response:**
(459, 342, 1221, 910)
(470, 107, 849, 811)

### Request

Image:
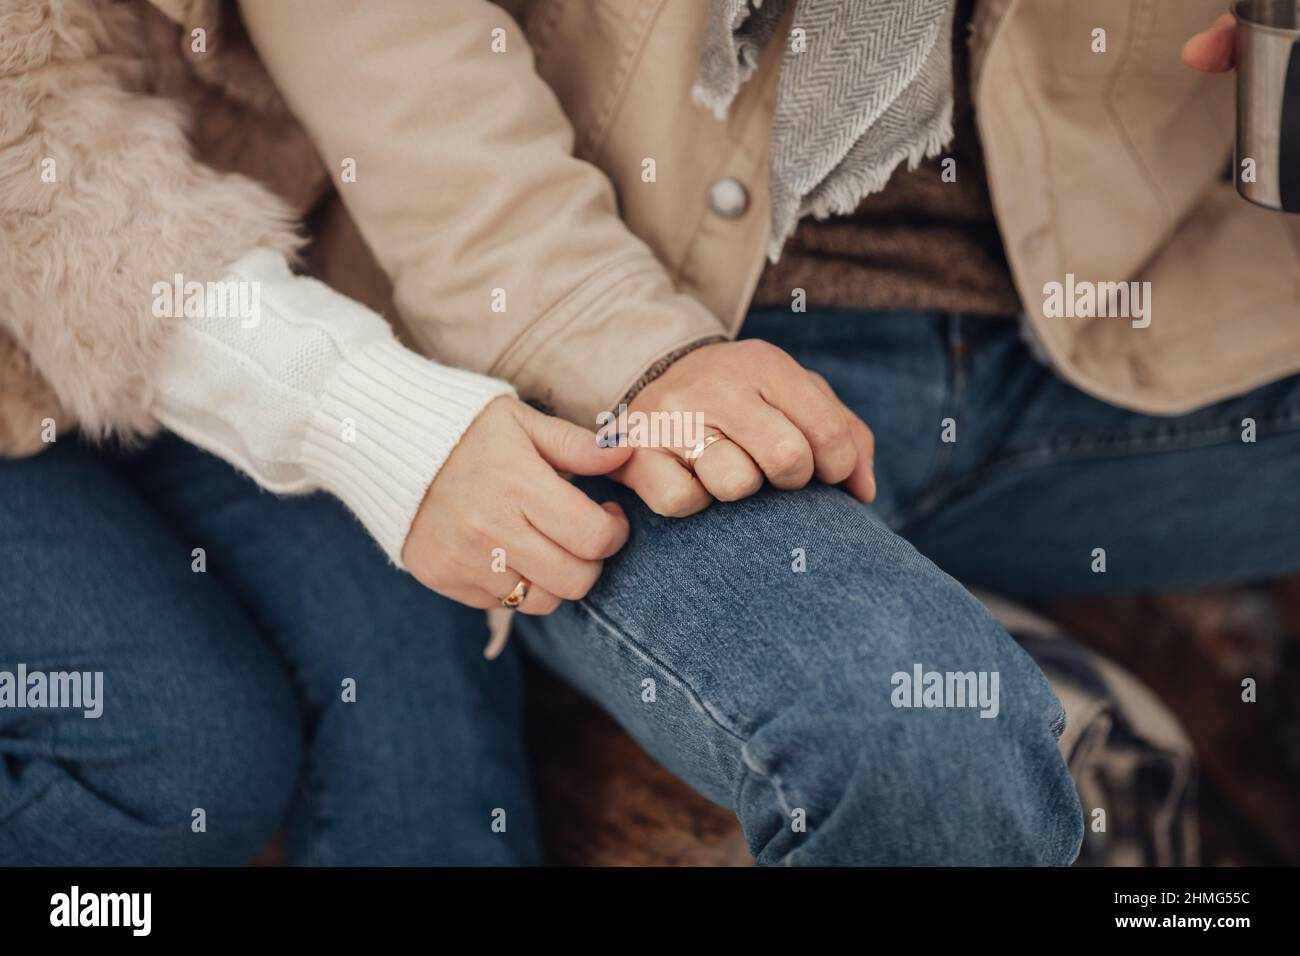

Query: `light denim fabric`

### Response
(515, 308, 1300, 865)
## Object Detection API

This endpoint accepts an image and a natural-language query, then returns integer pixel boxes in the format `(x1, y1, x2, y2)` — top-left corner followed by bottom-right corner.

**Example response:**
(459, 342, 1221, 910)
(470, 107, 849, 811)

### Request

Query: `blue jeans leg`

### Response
(0, 442, 301, 865)
(1, 436, 541, 865)
(891, 320, 1300, 598)
(110, 436, 542, 866)
(515, 478, 1083, 865)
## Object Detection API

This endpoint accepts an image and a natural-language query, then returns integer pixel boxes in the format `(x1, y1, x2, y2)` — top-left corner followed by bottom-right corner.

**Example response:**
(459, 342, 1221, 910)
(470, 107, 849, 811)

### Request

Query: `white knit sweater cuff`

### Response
(301, 339, 513, 566)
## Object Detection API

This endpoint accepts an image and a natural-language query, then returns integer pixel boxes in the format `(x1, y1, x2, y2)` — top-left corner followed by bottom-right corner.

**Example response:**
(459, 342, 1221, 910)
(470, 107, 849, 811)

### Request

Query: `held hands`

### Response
(403, 341, 876, 615)
(610, 339, 876, 517)
(402, 396, 631, 614)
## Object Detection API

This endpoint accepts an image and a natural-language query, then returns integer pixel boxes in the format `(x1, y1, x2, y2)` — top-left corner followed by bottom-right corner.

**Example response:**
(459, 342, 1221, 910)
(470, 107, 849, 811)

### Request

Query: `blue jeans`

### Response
(0, 436, 539, 865)
(515, 309, 1300, 865)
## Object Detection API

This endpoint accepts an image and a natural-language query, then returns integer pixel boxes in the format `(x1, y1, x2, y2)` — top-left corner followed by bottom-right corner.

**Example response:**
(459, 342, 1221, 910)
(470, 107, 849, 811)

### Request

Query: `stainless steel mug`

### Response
(1234, 0, 1300, 213)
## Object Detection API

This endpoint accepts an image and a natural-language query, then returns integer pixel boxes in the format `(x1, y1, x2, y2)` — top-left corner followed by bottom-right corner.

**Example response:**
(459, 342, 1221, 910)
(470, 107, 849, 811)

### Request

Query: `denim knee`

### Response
(549, 479, 1085, 865)
(718, 503, 1084, 865)
(737, 589, 1085, 866)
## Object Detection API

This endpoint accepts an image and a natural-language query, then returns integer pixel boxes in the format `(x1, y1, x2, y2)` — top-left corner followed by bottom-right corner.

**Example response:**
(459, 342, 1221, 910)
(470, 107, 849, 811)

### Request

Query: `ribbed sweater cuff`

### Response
(301, 338, 514, 567)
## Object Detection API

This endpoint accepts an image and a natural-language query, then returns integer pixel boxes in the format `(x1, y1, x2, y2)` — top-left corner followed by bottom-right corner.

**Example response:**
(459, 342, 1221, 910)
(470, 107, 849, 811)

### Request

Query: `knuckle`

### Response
(766, 440, 809, 478)
(821, 454, 856, 484)
(653, 482, 701, 517)
(579, 519, 620, 560)
(572, 535, 605, 562)
(807, 413, 849, 450)
(467, 506, 511, 543)
(714, 471, 763, 502)
(554, 566, 597, 601)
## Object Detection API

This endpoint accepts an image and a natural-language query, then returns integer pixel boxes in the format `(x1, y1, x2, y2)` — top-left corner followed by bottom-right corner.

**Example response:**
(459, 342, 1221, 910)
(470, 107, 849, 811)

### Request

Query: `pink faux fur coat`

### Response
(0, 0, 337, 456)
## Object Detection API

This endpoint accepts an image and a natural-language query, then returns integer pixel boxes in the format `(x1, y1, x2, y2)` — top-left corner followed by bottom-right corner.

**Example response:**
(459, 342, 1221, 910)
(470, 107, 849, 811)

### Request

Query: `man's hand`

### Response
(612, 339, 876, 517)
(1183, 14, 1239, 72)
(403, 396, 632, 614)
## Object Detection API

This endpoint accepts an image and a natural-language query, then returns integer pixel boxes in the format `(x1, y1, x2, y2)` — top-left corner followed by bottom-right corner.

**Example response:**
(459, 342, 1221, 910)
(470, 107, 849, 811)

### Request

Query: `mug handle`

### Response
(1282, 40, 1300, 211)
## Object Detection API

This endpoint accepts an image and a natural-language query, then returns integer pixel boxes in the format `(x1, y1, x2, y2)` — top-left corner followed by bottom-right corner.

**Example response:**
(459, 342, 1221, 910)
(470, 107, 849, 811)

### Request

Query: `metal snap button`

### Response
(707, 177, 750, 219)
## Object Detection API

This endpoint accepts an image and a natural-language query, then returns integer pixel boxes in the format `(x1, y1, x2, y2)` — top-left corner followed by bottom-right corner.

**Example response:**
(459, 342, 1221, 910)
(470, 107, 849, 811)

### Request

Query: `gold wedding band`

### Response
(684, 433, 724, 474)
(502, 577, 531, 608)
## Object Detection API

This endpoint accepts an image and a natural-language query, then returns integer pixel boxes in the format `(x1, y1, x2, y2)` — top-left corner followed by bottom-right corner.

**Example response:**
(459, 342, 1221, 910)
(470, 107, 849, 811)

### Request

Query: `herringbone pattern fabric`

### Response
(696, 0, 957, 259)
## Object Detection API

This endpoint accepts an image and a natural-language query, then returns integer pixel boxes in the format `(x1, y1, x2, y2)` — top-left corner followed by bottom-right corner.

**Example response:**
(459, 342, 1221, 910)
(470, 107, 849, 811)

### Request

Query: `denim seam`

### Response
(904, 315, 973, 518)
(575, 599, 750, 745)
(994, 403, 1300, 467)
(575, 598, 807, 844)
(736, 749, 820, 866)
(737, 744, 793, 817)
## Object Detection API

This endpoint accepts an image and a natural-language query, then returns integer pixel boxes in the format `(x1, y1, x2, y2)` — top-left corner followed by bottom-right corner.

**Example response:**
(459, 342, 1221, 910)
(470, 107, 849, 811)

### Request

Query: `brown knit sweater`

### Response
(751, 0, 1020, 317)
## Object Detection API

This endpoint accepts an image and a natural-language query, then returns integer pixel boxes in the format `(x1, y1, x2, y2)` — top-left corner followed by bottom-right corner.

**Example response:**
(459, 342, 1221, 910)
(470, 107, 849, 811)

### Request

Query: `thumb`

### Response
(518, 406, 634, 475)
(1181, 14, 1238, 73)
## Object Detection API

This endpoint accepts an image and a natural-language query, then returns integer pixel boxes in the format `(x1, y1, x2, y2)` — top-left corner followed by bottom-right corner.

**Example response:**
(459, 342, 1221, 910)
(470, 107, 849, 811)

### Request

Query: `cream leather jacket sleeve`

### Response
(239, 0, 729, 429)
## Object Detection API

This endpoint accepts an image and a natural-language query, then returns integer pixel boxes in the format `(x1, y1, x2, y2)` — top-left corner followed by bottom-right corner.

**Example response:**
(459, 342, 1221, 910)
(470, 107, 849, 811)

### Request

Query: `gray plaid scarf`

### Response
(696, 0, 958, 260)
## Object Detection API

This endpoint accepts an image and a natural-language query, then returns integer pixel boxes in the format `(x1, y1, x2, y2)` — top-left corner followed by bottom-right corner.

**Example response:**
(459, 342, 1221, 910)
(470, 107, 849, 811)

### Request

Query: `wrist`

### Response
(301, 339, 514, 567)
(616, 335, 728, 408)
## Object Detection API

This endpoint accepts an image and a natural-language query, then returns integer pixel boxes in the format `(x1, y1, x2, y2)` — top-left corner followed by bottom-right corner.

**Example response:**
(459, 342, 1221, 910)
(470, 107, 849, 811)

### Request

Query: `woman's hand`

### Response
(1183, 14, 1239, 72)
(612, 339, 876, 517)
(402, 396, 632, 614)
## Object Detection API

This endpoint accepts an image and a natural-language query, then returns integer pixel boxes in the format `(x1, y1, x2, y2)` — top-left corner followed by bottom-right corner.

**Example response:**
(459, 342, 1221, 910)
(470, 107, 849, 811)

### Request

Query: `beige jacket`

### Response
(239, 0, 1300, 424)
(4, 0, 1299, 458)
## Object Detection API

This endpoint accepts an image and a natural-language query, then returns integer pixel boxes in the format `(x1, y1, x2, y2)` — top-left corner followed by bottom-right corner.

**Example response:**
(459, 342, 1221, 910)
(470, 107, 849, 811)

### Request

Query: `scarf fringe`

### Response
(805, 107, 954, 222)
(694, 0, 775, 121)
(768, 104, 955, 262)
(696, 0, 959, 262)
(691, 82, 738, 122)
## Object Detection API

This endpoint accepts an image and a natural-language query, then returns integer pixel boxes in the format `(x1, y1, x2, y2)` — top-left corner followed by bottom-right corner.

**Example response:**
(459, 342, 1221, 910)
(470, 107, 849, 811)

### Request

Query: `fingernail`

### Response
(597, 431, 628, 449)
